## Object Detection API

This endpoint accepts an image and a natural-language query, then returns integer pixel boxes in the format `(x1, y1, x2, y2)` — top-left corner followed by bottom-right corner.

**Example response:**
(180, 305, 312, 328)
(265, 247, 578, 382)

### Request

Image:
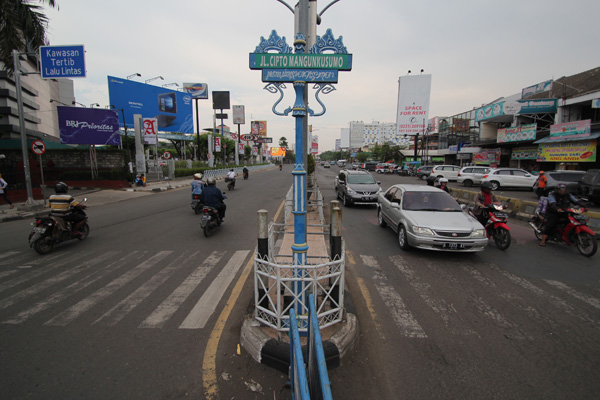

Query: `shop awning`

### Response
(533, 132, 600, 144)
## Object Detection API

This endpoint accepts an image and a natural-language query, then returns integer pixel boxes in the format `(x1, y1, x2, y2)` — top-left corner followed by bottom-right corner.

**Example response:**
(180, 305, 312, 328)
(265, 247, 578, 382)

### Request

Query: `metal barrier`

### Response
(202, 164, 274, 181)
(289, 294, 333, 400)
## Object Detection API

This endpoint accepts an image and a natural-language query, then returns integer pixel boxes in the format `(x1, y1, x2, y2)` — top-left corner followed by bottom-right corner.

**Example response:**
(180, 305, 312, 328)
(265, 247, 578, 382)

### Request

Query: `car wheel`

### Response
(463, 179, 473, 187)
(342, 193, 351, 207)
(490, 181, 500, 191)
(398, 225, 410, 250)
(420, 174, 427, 181)
(378, 209, 387, 227)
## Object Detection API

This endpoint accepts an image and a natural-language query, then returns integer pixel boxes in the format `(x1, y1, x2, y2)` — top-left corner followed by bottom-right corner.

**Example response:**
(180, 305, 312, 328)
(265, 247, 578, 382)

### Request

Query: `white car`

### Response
(480, 168, 537, 190)
(457, 166, 491, 187)
(429, 165, 461, 181)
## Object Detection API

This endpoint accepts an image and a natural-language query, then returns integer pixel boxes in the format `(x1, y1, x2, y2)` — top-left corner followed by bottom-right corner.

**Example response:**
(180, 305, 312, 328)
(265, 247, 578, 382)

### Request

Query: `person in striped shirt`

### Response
(48, 182, 87, 237)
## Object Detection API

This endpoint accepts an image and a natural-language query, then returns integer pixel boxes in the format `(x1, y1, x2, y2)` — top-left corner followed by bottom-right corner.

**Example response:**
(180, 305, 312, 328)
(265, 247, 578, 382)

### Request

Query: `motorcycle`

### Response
(29, 199, 89, 254)
(191, 194, 203, 214)
(243, 170, 249, 180)
(529, 205, 597, 257)
(225, 177, 235, 191)
(468, 201, 511, 250)
(200, 206, 222, 237)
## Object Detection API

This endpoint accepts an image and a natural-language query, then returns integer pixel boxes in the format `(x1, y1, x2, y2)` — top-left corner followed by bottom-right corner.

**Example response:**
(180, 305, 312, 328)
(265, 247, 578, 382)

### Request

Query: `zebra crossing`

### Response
(0, 249, 251, 329)
(348, 251, 600, 341)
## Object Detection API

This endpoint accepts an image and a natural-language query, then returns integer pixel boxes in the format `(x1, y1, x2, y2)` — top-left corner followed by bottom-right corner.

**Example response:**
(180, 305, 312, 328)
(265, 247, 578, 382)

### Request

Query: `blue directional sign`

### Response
(39, 45, 86, 79)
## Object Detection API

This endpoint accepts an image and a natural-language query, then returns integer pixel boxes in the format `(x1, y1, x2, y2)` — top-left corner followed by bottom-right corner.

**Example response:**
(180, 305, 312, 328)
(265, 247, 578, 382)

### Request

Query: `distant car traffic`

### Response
(335, 169, 381, 206)
(360, 161, 379, 171)
(416, 166, 434, 180)
(457, 166, 491, 187)
(578, 169, 600, 205)
(480, 168, 537, 190)
(375, 163, 398, 174)
(376, 184, 487, 252)
(429, 165, 461, 181)
(533, 170, 585, 197)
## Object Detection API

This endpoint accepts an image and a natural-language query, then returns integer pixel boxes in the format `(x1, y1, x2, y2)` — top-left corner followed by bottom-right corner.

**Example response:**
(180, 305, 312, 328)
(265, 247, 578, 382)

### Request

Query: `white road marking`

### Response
(140, 251, 224, 329)
(179, 250, 250, 329)
(545, 280, 600, 310)
(0, 251, 119, 310)
(361, 255, 426, 338)
(45, 251, 173, 326)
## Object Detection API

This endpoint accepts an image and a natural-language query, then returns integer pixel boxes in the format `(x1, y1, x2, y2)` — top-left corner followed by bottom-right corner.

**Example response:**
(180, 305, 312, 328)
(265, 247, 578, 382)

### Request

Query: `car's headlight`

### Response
(412, 226, 434, 236)
(471, 229, 486, 238)
(347, 187, 356, 194)
(376, 188, 382, 194)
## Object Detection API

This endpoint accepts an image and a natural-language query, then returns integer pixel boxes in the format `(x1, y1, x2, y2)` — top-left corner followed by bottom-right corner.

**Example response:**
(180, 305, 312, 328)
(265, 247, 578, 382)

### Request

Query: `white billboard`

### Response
(395, 74, 432, 136)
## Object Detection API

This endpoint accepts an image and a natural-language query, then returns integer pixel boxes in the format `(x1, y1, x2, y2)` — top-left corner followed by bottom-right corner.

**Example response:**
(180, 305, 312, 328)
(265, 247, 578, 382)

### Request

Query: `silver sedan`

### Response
(377, 184, 488, 252)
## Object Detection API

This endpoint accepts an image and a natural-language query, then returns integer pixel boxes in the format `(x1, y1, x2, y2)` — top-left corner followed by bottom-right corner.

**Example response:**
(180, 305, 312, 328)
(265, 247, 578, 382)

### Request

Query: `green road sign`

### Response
(249, 53, 352, 71)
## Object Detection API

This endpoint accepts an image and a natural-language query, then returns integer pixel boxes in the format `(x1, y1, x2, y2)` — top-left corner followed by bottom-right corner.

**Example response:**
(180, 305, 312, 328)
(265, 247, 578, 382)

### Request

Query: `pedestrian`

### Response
(535, 171, 547, 198)
(0, 173, 14, 209)
(141, 174, 146, 187)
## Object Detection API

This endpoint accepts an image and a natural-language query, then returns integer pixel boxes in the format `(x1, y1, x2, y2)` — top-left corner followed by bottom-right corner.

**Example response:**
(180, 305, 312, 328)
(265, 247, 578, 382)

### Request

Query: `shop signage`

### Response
(511, 146, 539, 160)
(538, 140, 596, 162)
(497, 124, 537, 143)
(592, 99, 600, 109)
(550, 119, 591, 139)
(143, 118, 158, 144)
(522, 80, 552, 98)
(504, 99, 557, 115)
(473, 149, 501, 165)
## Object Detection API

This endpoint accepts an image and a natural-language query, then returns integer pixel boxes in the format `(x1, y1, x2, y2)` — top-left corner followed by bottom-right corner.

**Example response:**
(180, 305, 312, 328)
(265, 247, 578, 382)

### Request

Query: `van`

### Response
(361, 161, 378, 171)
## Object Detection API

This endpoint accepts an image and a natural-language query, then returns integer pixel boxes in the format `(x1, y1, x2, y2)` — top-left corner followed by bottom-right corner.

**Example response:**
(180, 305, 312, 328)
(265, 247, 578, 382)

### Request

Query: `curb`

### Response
(241, 313, 358, 373)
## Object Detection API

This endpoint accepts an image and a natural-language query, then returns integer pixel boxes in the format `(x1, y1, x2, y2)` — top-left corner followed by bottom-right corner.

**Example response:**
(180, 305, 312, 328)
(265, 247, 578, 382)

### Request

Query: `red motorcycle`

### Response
(469, 202, 511, 250)
(529, 205, 597, 257)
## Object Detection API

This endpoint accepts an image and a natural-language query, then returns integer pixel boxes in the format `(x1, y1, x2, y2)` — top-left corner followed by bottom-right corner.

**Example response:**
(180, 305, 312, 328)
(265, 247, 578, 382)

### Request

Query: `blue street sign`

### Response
(39, 45, 86, 79)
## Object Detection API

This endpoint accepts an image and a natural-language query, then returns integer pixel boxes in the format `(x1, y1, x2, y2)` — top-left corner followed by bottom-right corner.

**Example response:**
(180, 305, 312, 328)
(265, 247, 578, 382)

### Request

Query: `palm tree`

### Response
(0, 0, 58, 74)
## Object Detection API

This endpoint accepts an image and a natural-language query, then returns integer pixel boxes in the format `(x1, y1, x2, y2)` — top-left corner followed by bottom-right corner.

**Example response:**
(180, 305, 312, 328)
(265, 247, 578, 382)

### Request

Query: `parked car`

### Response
(360, 161, 379, 171)
(430, 165, 461, 181)
(416, 165, 434, 180)
(457, 166, 491, 187)
(533, 170, 586, 197)
(578, 169, 600, 205)
(376, 184, 488, 252)
(335, 169, 382, 207)
(375, 163, 398, 174)
(480, 168, 537, 190)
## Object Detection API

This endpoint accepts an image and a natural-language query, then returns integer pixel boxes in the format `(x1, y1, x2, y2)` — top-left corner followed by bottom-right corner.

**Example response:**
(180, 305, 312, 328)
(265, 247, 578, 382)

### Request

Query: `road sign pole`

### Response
(13, 50, 35, 206)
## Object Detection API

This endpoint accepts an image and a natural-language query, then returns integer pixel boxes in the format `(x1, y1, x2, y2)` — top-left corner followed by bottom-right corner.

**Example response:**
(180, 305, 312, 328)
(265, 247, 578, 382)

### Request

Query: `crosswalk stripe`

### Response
(0, 251, 21, 262)
(390, 255, 477, 336)
(360, 255, 426, 338)
(0, 251, 119, 311)
(140, 251, 225, 329)
(544, 280, 600, 310)
(93, 252, 189, 326)
(179, 250, 250, 329)
(2, 252, 143, 324)
(0, 270, 20, 280)
(0, 252, 88, 294)
(45, 251, 173, 326)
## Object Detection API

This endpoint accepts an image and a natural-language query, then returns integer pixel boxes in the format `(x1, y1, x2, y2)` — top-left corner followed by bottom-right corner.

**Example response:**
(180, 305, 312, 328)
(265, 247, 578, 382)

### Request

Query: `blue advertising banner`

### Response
(39, 45, 86, 79)
(108, 76, 194, 133)
(57, 106, 120, 145)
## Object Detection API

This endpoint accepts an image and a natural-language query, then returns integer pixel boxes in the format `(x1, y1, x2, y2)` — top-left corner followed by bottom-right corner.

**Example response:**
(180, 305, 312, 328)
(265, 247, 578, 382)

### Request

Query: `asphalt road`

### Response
(1, 165, 599, 399)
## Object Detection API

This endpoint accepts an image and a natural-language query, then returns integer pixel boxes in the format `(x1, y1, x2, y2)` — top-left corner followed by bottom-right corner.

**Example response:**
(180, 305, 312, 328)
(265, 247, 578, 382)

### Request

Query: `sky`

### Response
(42, 0, 600, 152)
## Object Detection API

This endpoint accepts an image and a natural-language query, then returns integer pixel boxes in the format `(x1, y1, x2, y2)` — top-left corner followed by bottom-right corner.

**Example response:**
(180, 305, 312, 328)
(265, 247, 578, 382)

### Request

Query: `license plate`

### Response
(362, 197, 371, 201)
(443, 243, 465, 249)
(33, 226, 46, 233)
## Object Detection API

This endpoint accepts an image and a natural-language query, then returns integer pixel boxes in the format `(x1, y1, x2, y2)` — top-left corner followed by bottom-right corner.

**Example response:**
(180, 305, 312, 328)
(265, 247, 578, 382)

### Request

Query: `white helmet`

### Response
(439, 178, 448, 184)
(194, 173, 203, 179)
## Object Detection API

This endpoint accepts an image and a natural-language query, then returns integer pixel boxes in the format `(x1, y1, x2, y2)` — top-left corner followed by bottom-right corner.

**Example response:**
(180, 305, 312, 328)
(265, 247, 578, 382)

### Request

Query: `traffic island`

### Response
(241, 183, 359, 373)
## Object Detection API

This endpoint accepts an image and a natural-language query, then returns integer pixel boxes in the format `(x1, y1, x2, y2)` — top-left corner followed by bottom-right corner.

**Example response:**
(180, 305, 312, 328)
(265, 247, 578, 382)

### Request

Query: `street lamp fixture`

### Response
(72, 101, 87, 107)
(145, 76, 164, 84)
(127, 73, 142, 79)
(90, 103, 100, 108)
(162, 83, 179, 88)
(49, 99, 69, 106)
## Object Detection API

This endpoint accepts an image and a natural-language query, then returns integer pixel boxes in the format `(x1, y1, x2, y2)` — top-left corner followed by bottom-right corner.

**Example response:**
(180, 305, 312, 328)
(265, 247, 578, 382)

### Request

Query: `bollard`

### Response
(257, 209, 269, 259)
(330, 200, 340, 223)
(330, 206, 342, 260)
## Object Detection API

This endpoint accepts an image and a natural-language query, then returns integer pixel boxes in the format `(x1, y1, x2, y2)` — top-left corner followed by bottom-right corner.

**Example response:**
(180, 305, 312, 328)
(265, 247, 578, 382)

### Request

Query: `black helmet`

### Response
(207, 177, 216, 186)
(481, 181, 492, 190)
(55, 182, 68, 194)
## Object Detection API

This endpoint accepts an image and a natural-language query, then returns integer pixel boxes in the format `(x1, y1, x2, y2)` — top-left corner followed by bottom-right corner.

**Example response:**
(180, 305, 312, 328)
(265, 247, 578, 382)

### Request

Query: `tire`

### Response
(420, 174, 427, 181)
(378, 209, 387, 227)
(494, 227, 511, 250)
(342, 193, 351, 207)
(533, 221, 543, 241)
(576, 232, 598, 257)
(194, 204, 202, 214)
(77, 223, 90, 240)
(203, 224, 213, 237)
(490, 181, 500, 191)
(33, 236, 54, 255)
(398, 225, 410, 250)
(463, 179, 473, 187)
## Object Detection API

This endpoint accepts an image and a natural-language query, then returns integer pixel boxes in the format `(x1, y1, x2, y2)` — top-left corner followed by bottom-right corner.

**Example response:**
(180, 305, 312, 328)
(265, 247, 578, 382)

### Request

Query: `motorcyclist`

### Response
(437, 178, 450, 193)
(539, 183, 579, 246)
(200, 177, 227, 221)
(48, 182, 87, 237)
(279, 164, 282, 171)
(426, 173, 438, 186)
(242, 166, 249, 179)
(191, 173, 205, 197)
(472, 181, 499, 226)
